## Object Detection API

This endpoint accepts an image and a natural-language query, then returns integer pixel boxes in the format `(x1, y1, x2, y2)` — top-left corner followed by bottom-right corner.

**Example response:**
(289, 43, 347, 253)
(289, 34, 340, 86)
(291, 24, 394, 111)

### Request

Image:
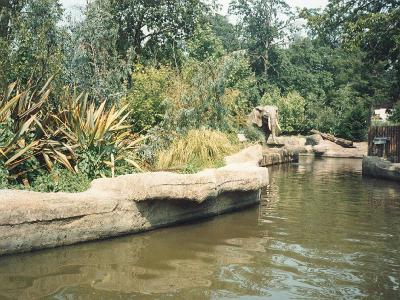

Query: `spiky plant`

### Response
(52, 89, 145, 177)
(0, 78, 145, 187)
(0, 77, 74, 182)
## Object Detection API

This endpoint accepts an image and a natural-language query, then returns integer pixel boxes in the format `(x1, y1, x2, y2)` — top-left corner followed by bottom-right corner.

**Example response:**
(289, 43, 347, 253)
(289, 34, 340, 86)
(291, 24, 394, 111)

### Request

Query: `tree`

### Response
(261, 88, 308, 133)
(261, 37, 378, 138)
(208, 13, 240, 52)
(0, 0, 25, 39)
(0, 0, 65, 88)
(229, 0, 292, 79)
(303, 0, 400, 102)
(187, 24, 225, 61)
(67, 0, 207, 101)
(109, 0, 206, 63)
(67, 0, 130, 101)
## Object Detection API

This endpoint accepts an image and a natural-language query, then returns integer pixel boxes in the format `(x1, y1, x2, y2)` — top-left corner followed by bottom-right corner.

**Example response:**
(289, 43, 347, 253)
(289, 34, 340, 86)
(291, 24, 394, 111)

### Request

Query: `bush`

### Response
(0, 78, 145, 190)
(122, 65, 173, 133)
(52, 89, 145, 178)
(327, 86, 370, 141)
(136, 53, 259, 166)
(0, 79, 59, 185)
(388, 102, 400, 123)
(162, 53, 259, 132)
(241, 125, 267, 145)
(335, 102, 369, 141)
(31, 167, 91, 193)
(156, 129, 239, 172)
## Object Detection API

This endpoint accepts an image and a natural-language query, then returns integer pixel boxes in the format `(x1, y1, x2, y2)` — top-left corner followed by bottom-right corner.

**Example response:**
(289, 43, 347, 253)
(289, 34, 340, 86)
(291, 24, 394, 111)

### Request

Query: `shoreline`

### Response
(1, 145, 296, 256)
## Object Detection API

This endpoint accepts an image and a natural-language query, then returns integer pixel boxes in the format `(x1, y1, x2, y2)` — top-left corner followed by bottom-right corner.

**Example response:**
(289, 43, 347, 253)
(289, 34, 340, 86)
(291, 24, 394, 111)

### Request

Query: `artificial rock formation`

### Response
(0, 146, 268, 256)
(274, 134, 367, 158)
(260, 147, 299, 166)
(362, 156, 400, 181)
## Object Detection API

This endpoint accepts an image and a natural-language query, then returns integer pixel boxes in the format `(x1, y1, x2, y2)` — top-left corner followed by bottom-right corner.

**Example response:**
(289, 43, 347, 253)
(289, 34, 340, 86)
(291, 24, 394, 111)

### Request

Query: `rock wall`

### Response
(362, 156, 400, 181)
(260, 147, 299, 167)
(274, 135, 367, 158)
(225, 144, 299, 167)
(0, 146, 268, 256)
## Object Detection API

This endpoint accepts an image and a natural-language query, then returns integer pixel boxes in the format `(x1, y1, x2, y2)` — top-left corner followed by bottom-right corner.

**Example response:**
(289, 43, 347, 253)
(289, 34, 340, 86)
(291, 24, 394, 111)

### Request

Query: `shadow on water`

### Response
(1, 157, 400, 299)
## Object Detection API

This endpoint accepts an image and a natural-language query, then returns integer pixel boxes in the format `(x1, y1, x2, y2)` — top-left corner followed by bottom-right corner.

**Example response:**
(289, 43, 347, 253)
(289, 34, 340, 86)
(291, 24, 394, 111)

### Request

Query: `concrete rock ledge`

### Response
(260, 147, 299, 167)
(0, 146, 268, 256)
(275, 135, 367, 158)
(362, 156, 400, 181)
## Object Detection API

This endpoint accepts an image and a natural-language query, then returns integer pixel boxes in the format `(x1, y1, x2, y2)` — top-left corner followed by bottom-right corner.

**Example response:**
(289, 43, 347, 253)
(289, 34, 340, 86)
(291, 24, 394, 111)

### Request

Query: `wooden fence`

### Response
(368, 126, 400, 162)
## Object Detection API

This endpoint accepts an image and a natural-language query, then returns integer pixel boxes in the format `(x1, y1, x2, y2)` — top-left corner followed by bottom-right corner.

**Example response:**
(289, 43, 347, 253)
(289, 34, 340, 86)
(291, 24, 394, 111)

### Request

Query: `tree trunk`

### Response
(264, 43, 269, 78)
(311, 130, 354, 148)
(0, 1, 11, 39)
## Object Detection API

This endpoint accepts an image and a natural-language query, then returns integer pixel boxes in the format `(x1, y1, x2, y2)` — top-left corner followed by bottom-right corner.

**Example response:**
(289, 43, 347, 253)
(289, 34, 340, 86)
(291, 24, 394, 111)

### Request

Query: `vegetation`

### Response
(1, 0, 398, 191)
(0, 78, 143, 191)
(156, 129, 238, 173)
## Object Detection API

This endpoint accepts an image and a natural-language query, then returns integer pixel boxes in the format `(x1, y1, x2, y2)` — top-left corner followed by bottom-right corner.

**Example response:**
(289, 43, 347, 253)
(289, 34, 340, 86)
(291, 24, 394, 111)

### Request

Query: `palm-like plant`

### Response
(0, 78, 144, 186)
(0, 78, 62, 181)
(53, 89, 145, 177)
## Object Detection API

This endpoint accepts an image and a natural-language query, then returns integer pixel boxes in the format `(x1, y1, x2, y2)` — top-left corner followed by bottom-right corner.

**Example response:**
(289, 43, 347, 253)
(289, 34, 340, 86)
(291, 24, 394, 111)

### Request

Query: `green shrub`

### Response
(164, 52, 259, 132)
(122, 65, 173, 133)
(335, 102, 369, 141)
(326, 86, 370, 141)
(388, 102, 400, 123)
(53, 89, 145, 178)
(0, 79, 144, 189)
(241, 125, 266, 145)
(31, 167, 91, 193)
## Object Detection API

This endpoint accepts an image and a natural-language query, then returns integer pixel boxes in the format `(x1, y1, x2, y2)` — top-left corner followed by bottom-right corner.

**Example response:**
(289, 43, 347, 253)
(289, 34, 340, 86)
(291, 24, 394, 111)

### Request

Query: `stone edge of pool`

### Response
(362, 156, 400, 182)
(0, 145, 297, 256)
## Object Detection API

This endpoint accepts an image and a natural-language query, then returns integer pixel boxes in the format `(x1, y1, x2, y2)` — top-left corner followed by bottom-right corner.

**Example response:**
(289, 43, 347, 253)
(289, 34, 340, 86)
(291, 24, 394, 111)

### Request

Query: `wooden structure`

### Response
(368, 126, 400, 162)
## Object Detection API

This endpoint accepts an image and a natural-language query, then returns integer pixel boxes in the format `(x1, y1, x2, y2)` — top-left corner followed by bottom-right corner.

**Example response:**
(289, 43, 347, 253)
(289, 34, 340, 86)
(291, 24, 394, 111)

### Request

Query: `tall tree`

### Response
(109, 0, 206, 62)
(229, 0, 292, 79)
(68, 0, 128, 101)
(208, 13, 240, 52)
(0, 0, 65, 87)
(69, 0, 207, 101)
(303, 0, 400, 102)
(0, 0, 25, 39)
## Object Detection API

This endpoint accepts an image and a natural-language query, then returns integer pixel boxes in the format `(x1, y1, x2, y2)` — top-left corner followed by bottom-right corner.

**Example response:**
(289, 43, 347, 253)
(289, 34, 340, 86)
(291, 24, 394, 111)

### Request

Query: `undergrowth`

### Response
(156, 129, 240, 172)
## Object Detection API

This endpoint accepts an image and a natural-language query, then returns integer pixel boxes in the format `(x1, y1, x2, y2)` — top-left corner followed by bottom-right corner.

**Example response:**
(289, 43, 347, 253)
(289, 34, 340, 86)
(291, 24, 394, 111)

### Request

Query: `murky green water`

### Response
(1, 157, 400, 299)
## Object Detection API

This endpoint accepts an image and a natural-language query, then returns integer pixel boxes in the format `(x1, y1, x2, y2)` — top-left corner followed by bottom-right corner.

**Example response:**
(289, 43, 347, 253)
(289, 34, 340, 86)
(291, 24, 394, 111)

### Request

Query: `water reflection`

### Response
(0, 157, 400, 299)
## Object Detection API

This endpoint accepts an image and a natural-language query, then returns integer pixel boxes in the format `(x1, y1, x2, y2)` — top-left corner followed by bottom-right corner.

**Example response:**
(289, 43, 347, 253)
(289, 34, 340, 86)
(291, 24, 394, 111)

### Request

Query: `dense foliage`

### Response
(1, 0, 398, 190)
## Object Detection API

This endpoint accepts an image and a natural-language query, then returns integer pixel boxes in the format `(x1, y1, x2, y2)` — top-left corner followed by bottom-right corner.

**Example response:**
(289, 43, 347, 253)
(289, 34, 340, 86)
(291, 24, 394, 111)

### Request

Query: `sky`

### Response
(61, 0, 329, 15)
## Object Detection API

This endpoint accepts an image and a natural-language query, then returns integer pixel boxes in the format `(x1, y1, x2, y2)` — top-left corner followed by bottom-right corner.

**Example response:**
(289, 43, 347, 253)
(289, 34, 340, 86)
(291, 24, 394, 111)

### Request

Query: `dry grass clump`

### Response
(156, 129, 238, 172)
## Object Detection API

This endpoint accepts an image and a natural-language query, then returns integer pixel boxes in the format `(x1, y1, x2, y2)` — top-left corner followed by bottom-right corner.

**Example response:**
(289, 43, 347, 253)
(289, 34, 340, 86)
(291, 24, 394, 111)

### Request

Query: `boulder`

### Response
(261, 147, 299, 166)
(224, 145, 263, 166)
(362, 156, 400, 181)
(273, 135, 313, 153)
(314, 140, 367, 158)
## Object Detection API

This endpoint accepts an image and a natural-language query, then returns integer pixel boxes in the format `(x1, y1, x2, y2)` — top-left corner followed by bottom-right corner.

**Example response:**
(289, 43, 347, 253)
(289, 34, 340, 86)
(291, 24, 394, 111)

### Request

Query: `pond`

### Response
(1, 157, 400, 299)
